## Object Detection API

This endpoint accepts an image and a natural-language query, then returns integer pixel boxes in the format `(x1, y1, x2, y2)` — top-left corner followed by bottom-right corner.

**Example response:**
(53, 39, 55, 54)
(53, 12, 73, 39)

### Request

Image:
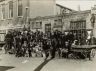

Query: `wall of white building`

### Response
(29, 0, 56, 18)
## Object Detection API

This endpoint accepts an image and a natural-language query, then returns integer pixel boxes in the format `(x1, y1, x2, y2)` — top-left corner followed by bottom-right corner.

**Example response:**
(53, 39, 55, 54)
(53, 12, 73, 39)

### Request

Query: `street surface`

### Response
(0, 50, 96, 71)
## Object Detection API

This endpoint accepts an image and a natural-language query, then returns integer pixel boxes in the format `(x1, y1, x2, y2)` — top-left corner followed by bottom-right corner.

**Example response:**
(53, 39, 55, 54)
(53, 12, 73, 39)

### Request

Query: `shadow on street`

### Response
(34, 59, 52, 71)
(0, 66, 15, 71)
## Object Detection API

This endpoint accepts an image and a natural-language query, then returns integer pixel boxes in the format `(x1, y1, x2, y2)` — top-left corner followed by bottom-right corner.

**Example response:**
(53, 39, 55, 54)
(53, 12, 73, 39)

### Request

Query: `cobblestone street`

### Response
(0, 50, 96, 71)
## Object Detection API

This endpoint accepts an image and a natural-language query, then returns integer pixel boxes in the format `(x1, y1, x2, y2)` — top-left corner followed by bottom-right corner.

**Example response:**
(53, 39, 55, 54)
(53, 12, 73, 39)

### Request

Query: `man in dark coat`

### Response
(5, 31, 13, 50)
(66, 32, 74, 52)
(15, 34, 22, 57)
(42, 38, 50, 60)
(51, 38, 57, 59)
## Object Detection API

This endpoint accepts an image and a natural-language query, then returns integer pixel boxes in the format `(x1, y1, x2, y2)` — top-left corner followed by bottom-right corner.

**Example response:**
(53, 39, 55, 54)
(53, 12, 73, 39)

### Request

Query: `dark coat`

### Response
(42, 39, 50, 50)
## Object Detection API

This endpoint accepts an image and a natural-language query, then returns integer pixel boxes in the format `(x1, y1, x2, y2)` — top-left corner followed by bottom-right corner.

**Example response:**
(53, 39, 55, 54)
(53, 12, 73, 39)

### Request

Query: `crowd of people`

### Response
(4, 28, 92, 60)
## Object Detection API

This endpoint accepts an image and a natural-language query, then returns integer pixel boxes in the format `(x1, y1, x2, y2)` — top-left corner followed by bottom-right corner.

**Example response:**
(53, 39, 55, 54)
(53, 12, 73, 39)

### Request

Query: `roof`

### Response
(56, 3, 76, 11)
(30, 15, 58, 21)
(30, 10, 91, 21)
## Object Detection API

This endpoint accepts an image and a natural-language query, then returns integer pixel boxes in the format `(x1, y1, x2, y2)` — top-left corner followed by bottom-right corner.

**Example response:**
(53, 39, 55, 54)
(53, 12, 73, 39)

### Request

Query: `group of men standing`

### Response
(4, 29, 75, 60)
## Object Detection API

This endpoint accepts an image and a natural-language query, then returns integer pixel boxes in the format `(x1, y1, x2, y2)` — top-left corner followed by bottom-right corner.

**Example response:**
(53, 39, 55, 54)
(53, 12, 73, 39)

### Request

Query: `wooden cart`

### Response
(71, 45, 96, 60)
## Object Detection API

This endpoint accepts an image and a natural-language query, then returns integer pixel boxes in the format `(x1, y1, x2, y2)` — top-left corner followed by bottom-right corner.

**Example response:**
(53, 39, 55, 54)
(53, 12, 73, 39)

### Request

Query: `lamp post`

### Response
(25, 6, 29, 28)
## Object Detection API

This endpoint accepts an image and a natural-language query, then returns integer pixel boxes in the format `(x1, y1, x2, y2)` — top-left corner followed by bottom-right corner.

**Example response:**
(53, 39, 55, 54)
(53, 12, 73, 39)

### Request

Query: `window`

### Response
(18, 0, 22, 16)
(54, 19, 62, 28)
(45, 24, 51, 33)
(1, 4, 5, 19)
(54, 20, 57, 26)
(58, 19, 62, 22)
(70, 21, 86, 30)
(70, 20, 87, 42)
(36, 22, 42, 29)
(32, 22, 42, 29)
(0, 5, 2, 20)
(9, 1, 13, 18)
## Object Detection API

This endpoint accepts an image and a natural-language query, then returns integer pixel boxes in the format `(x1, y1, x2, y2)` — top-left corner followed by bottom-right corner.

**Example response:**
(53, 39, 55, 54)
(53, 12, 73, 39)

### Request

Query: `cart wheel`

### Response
(89, 49, 96, 60)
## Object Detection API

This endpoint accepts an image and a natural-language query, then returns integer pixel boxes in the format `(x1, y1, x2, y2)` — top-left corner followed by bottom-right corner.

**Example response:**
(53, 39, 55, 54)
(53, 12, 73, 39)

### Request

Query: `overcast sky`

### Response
(56, 0, 96, 11)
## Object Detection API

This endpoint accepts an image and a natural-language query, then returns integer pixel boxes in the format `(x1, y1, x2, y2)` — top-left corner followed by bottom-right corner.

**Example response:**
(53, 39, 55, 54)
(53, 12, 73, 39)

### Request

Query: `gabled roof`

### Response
(56, 3, 76, 11)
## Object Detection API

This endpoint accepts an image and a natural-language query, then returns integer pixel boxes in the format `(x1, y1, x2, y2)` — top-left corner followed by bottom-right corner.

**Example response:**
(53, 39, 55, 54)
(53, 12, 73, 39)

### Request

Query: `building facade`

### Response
(0, 0, 55, 41)
(0, 0, 75, 41)
(0, 0, 74, 28)
(1, 0, 96, 42)
(30, 5, 96, 41)
(30, 15, 63, 33)
(29, 3, 75, 33)
(0, 0, 55, 27)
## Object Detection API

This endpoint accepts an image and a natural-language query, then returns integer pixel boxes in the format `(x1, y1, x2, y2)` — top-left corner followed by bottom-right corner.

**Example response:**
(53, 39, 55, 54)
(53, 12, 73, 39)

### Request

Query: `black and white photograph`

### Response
(0, 0, 96, 71)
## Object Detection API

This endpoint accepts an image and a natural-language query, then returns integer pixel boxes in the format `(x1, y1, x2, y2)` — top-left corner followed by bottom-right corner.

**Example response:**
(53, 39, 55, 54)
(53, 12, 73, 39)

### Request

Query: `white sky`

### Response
(56, 0, 96, 11)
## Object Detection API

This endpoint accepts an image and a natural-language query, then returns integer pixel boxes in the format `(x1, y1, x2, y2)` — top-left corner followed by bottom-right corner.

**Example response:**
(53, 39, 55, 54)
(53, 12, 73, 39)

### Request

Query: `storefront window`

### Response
(70, 20, 86, 42)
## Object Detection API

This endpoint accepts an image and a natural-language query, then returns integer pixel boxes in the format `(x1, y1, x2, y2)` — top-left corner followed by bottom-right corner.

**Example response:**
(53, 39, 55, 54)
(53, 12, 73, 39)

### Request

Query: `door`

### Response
(45, 24, 51, 33)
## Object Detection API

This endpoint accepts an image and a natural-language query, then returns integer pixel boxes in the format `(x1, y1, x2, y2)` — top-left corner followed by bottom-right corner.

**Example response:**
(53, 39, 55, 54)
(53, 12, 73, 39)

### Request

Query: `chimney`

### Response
(78, 5, 81, 11)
